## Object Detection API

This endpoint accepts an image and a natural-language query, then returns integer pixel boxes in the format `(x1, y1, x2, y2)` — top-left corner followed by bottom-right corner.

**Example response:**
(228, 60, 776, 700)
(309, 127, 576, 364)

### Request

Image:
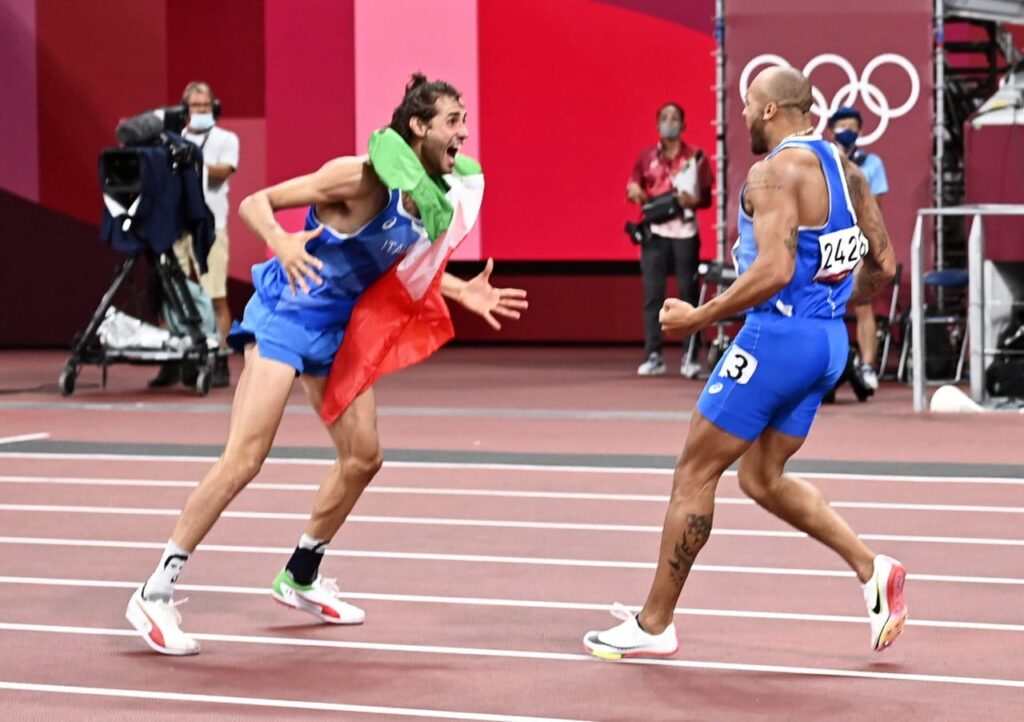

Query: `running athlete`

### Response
(126, 75, 528, 655)
(584, 67, 905, 659)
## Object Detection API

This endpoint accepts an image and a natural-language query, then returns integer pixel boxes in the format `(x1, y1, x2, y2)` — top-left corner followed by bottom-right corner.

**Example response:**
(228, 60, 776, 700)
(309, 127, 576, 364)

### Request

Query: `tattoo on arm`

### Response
(784, 226, 799, 258)
(846, 166, 865, 210)
(667, 513, 713, 586)
(745, 180, 787, 194)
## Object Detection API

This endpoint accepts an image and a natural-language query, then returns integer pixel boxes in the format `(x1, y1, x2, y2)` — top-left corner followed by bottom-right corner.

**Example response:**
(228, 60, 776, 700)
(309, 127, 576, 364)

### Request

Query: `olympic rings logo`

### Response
(739, 53, 920, 145)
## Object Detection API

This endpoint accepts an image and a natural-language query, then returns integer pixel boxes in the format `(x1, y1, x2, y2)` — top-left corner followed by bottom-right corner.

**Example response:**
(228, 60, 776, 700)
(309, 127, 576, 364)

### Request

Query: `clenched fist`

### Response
(659, 298, 702, 336)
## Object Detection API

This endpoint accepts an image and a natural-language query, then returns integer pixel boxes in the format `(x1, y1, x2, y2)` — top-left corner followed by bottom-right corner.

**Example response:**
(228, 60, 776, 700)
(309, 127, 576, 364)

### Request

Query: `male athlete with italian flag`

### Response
(125, 75, 528, 655)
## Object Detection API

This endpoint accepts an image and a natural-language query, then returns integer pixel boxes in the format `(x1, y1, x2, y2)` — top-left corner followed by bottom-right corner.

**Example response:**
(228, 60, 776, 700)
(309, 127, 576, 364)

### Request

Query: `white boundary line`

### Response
(2, 574, 1021, 633)
(2, 475, 1023, 514)
(2, 622, 1023, 690)
(1, 451, 1021, 485)
(0, 681, 586, 721)
(0, 535, 1020, 585)
(1, 503, 1021, 547)
(0, 433, 49, 446)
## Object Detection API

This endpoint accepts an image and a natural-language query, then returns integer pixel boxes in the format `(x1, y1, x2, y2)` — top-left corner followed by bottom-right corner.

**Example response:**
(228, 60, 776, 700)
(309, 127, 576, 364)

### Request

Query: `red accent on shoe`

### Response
(887, 563, 907, 619)
(139, 605, 166, 649)
(318, 603, 340, 619)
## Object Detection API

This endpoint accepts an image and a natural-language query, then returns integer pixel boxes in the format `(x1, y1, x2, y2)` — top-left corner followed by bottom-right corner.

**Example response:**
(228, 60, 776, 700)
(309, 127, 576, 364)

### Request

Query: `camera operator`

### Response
(150, 81, 239, 389)
(627, 102, 713, 376)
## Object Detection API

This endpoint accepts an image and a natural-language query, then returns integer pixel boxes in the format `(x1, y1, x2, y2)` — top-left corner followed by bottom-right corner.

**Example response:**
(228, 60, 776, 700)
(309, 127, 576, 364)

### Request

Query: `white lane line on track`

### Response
(2, 475, 1023, 514)
(2, 623, 1023, 690)
(1, 575, 1021, 633)
(1, 451, 1021, 484)
(0, 536, 1020, 585)
(0, 681, 588, 722)
(1, 503, 1021, 547)
(0, 433, 50, 446)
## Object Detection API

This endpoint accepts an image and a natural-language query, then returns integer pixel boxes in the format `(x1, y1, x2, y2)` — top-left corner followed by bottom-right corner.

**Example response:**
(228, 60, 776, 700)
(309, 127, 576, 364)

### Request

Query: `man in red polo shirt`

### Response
(628, 102, 713, 376)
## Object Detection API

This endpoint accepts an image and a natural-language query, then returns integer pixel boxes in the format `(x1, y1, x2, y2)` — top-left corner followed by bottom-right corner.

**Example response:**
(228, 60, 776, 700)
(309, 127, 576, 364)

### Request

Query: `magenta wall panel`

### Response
(37, 0, 168, 223)
(478, 0, 717, 260)
(264, 0, 356, 185)
(166, 0, 265, 115)
(0, 0, 39, 202)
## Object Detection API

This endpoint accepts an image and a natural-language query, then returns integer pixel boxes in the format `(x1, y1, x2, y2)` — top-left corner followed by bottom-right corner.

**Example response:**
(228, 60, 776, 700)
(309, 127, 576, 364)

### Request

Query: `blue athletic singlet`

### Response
(229, 190, 427, 375)
(732, 137, 864, 320)
(698, 136, 863, 441)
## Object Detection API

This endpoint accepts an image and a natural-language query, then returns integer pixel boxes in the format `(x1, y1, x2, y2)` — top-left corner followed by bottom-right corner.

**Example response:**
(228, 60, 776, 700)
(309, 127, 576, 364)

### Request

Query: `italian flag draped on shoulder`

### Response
(320, 128, 484, 424)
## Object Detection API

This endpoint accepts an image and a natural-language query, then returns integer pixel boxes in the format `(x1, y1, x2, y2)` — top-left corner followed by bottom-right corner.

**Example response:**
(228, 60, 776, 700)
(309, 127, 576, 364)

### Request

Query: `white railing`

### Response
(910, 204, 1024, 411)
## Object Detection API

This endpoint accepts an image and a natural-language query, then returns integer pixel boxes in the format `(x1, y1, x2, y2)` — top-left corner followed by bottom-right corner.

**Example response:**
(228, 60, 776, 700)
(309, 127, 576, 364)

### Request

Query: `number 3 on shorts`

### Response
(718, 344, 758, 385)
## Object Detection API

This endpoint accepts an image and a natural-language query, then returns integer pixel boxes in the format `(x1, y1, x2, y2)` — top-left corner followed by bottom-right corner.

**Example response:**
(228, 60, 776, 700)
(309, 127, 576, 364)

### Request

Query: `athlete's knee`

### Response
(669, 454, 720, 502)
(341, 445, 383, 484)
(737, 467, 775, 504)
(219, 447, 267, 490)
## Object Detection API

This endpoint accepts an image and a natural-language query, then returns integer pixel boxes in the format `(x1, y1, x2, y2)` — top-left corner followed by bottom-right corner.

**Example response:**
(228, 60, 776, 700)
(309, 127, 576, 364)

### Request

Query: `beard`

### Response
(749, 117, 769, 155)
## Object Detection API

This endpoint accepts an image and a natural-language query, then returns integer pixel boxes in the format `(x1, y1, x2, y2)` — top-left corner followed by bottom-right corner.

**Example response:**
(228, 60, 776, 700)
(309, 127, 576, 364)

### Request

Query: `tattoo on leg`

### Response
(668, 513, 713, 585)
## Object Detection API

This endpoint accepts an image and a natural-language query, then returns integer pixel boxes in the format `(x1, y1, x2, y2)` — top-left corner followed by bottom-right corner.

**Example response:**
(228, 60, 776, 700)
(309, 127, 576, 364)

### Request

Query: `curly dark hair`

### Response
(389, 73, 462, 143)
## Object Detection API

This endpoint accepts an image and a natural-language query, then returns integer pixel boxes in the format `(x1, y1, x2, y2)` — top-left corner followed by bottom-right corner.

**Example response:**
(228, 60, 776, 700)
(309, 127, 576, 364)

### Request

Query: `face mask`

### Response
(834, 128, 858, 147)
(658, 122, 681, 140)
(189, 113, 215, 132)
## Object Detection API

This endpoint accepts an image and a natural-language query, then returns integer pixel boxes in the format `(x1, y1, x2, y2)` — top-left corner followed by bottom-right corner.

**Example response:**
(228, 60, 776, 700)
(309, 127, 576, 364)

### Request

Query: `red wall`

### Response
(264, 0, 356, 183)
(166, 0, 265, 117)
(477, 0, 717, 262)
(9, 0, 715, 346)
(36, 0, 168, 225)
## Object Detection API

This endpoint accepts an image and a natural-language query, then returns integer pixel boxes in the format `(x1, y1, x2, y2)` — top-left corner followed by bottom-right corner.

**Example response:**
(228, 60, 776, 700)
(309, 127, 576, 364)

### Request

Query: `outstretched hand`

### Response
(273, 225, 326, 296)
(458, 258, 529, 330)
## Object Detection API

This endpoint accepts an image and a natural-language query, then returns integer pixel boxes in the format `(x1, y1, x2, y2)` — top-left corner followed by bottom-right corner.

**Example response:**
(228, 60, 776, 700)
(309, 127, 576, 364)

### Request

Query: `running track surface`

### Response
(0, 347, 1021, 721)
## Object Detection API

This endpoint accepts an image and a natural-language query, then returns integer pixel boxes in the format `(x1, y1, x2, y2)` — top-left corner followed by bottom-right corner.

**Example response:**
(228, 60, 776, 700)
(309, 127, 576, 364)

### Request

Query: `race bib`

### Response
(814, 225, 868, 282)
(718, 344, 758, 385)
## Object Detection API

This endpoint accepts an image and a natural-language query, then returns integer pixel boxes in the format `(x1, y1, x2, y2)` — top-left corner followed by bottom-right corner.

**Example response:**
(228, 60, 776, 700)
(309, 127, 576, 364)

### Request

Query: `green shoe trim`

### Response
(272, 569, 314, 594)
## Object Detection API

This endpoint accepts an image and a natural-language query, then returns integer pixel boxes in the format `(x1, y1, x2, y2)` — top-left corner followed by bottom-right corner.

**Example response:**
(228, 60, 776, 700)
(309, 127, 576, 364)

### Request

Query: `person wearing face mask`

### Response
(827, 106, 889, 393)
(627, 102, 714, 377)
(150, 81, 241, 389)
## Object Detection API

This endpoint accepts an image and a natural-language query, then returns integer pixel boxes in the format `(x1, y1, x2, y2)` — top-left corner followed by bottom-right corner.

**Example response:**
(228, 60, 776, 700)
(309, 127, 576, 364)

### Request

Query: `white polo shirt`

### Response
(183, 125, 240, 230)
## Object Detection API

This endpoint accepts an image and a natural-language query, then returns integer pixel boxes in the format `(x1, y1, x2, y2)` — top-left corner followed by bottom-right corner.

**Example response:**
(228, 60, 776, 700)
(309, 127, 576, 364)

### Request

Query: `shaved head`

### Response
(743, 66, 813, 153)
(753, 66, 812, 113)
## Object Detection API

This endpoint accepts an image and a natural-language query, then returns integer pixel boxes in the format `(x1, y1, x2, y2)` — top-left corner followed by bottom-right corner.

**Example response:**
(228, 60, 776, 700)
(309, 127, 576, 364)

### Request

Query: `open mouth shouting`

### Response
(443, 142, 460, 170)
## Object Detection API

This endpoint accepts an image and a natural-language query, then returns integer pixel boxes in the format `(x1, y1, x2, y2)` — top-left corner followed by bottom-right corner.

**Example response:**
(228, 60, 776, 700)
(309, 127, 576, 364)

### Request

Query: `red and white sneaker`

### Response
(863, 554, 908, 651)
(125, 586, 199, 656)
(271, 570, 365, 624)
(583, 603, 679, 660)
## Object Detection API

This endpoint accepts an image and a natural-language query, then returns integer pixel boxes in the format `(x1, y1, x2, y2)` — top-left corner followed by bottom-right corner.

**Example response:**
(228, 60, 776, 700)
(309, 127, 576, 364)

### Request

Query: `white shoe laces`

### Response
(609, 602, 636, 622)
(316, 577, 341, 597)
(147, 596, 189, 624)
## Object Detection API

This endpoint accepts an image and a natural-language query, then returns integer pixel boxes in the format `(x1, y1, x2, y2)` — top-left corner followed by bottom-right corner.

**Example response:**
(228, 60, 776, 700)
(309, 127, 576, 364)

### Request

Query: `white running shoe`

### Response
(583, 603, 679, 660)
(860, 364, 880, 391)
(680, 360, 702, 379)
(271, 570, 365, 624)
(863, 555, 908, 651)
(125, 586, 199, 656)
(637, 353, 666, 376)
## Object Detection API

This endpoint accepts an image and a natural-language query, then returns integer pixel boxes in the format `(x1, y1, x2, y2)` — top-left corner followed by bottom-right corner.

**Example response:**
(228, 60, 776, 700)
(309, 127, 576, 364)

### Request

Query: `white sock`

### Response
(298, 533, 328, 552)
(143, 539, 191, 601)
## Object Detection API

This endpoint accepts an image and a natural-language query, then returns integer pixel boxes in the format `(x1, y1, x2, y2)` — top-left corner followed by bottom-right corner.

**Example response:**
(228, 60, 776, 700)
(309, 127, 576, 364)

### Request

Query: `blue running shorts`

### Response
(696, 312, 848, 441)
(227, 293, 345, 377)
